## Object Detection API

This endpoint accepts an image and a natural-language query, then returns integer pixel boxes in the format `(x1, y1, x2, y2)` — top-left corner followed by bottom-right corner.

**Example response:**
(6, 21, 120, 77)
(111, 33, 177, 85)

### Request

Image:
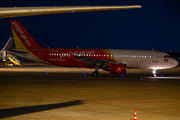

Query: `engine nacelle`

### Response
(110, 64, 126, 74)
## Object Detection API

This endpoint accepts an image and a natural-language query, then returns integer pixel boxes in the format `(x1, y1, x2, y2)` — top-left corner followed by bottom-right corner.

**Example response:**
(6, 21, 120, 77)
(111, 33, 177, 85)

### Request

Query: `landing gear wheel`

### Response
(92, 71, 99, 77)
(152, 69, 157, 77)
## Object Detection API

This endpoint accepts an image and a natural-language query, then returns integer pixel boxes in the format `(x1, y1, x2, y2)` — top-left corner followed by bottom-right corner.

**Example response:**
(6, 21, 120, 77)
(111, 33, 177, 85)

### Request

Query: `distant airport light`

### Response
(161, 75, 163, 77)
(72, 10, 75, 13)
(46, 73, 48, 75)
(84, 73, 87, 76)
(121, 74, 124, 77)
(141, 78, 143, 80)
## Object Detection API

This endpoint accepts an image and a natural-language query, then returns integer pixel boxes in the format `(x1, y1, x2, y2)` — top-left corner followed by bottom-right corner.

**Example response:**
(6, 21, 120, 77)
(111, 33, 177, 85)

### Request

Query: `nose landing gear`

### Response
(152, 69, 157, 77)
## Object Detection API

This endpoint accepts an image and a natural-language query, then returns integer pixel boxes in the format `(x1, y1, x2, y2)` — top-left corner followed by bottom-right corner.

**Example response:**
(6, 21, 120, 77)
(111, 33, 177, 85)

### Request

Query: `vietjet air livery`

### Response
(5, 20, 178, 77)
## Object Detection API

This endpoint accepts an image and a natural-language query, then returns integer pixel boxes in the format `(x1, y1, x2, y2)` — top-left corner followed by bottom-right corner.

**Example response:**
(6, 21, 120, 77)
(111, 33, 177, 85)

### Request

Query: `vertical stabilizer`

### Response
(2, 37, 13, 51)
(10, 20, 42, 49)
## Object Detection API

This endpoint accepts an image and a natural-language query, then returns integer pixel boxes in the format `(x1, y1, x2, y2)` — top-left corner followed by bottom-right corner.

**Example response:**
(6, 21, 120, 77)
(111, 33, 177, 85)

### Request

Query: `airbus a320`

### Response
(0, 20, 178, 77)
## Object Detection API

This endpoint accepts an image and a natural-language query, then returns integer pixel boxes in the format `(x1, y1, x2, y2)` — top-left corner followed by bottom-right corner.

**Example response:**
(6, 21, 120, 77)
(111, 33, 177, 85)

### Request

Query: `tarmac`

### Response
(0, 63, 180, 120)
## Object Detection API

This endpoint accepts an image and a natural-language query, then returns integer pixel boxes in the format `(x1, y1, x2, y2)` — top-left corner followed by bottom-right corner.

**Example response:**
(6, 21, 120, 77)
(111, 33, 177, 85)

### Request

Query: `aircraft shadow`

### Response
(0, 100, 83, 119)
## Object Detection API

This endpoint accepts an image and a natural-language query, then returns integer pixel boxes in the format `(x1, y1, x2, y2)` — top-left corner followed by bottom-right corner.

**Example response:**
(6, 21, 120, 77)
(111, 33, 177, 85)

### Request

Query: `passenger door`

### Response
(38, 49, 44, 59)
(153, 51, 158, 62)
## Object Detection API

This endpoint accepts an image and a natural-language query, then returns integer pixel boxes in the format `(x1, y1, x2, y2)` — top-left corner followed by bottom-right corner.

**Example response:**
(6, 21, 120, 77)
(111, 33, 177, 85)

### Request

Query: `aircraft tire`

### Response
(92, 71, 99, 77)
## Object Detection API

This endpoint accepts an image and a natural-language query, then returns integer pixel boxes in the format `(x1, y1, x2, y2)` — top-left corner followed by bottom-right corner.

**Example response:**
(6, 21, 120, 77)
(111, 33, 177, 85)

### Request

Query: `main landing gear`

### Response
(92, 71, 99, 77)
(92, 66, 100, 77)
(152, 69, 157, 77)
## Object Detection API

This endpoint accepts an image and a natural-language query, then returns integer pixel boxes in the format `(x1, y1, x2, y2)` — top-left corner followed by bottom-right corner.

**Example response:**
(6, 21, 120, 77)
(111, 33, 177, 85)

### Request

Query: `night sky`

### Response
(0, 0, 180, 51)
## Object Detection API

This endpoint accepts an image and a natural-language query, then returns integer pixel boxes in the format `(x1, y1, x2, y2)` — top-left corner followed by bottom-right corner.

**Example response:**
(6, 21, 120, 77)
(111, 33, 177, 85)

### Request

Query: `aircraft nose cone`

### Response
(174, 59, 179, 67)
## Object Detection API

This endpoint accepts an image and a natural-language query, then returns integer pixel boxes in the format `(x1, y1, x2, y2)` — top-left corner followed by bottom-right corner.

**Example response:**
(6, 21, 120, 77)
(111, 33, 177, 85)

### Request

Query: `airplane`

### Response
(0, 5, 141, 18)
(0, 20, 178, 77)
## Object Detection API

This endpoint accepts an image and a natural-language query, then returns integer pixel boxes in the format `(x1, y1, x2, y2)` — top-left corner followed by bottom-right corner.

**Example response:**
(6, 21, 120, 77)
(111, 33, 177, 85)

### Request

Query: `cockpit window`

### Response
(164, 55, 170, 58)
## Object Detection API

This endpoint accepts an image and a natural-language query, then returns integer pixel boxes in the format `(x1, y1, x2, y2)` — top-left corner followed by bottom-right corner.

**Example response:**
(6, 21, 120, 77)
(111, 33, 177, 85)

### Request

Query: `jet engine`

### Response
(110, 64, 126, 74)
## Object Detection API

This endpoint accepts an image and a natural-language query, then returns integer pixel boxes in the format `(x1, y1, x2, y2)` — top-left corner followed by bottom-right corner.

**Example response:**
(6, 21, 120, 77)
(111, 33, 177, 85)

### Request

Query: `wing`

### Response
(0, 5, 141, 18)
(75, 55, 118, 67)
